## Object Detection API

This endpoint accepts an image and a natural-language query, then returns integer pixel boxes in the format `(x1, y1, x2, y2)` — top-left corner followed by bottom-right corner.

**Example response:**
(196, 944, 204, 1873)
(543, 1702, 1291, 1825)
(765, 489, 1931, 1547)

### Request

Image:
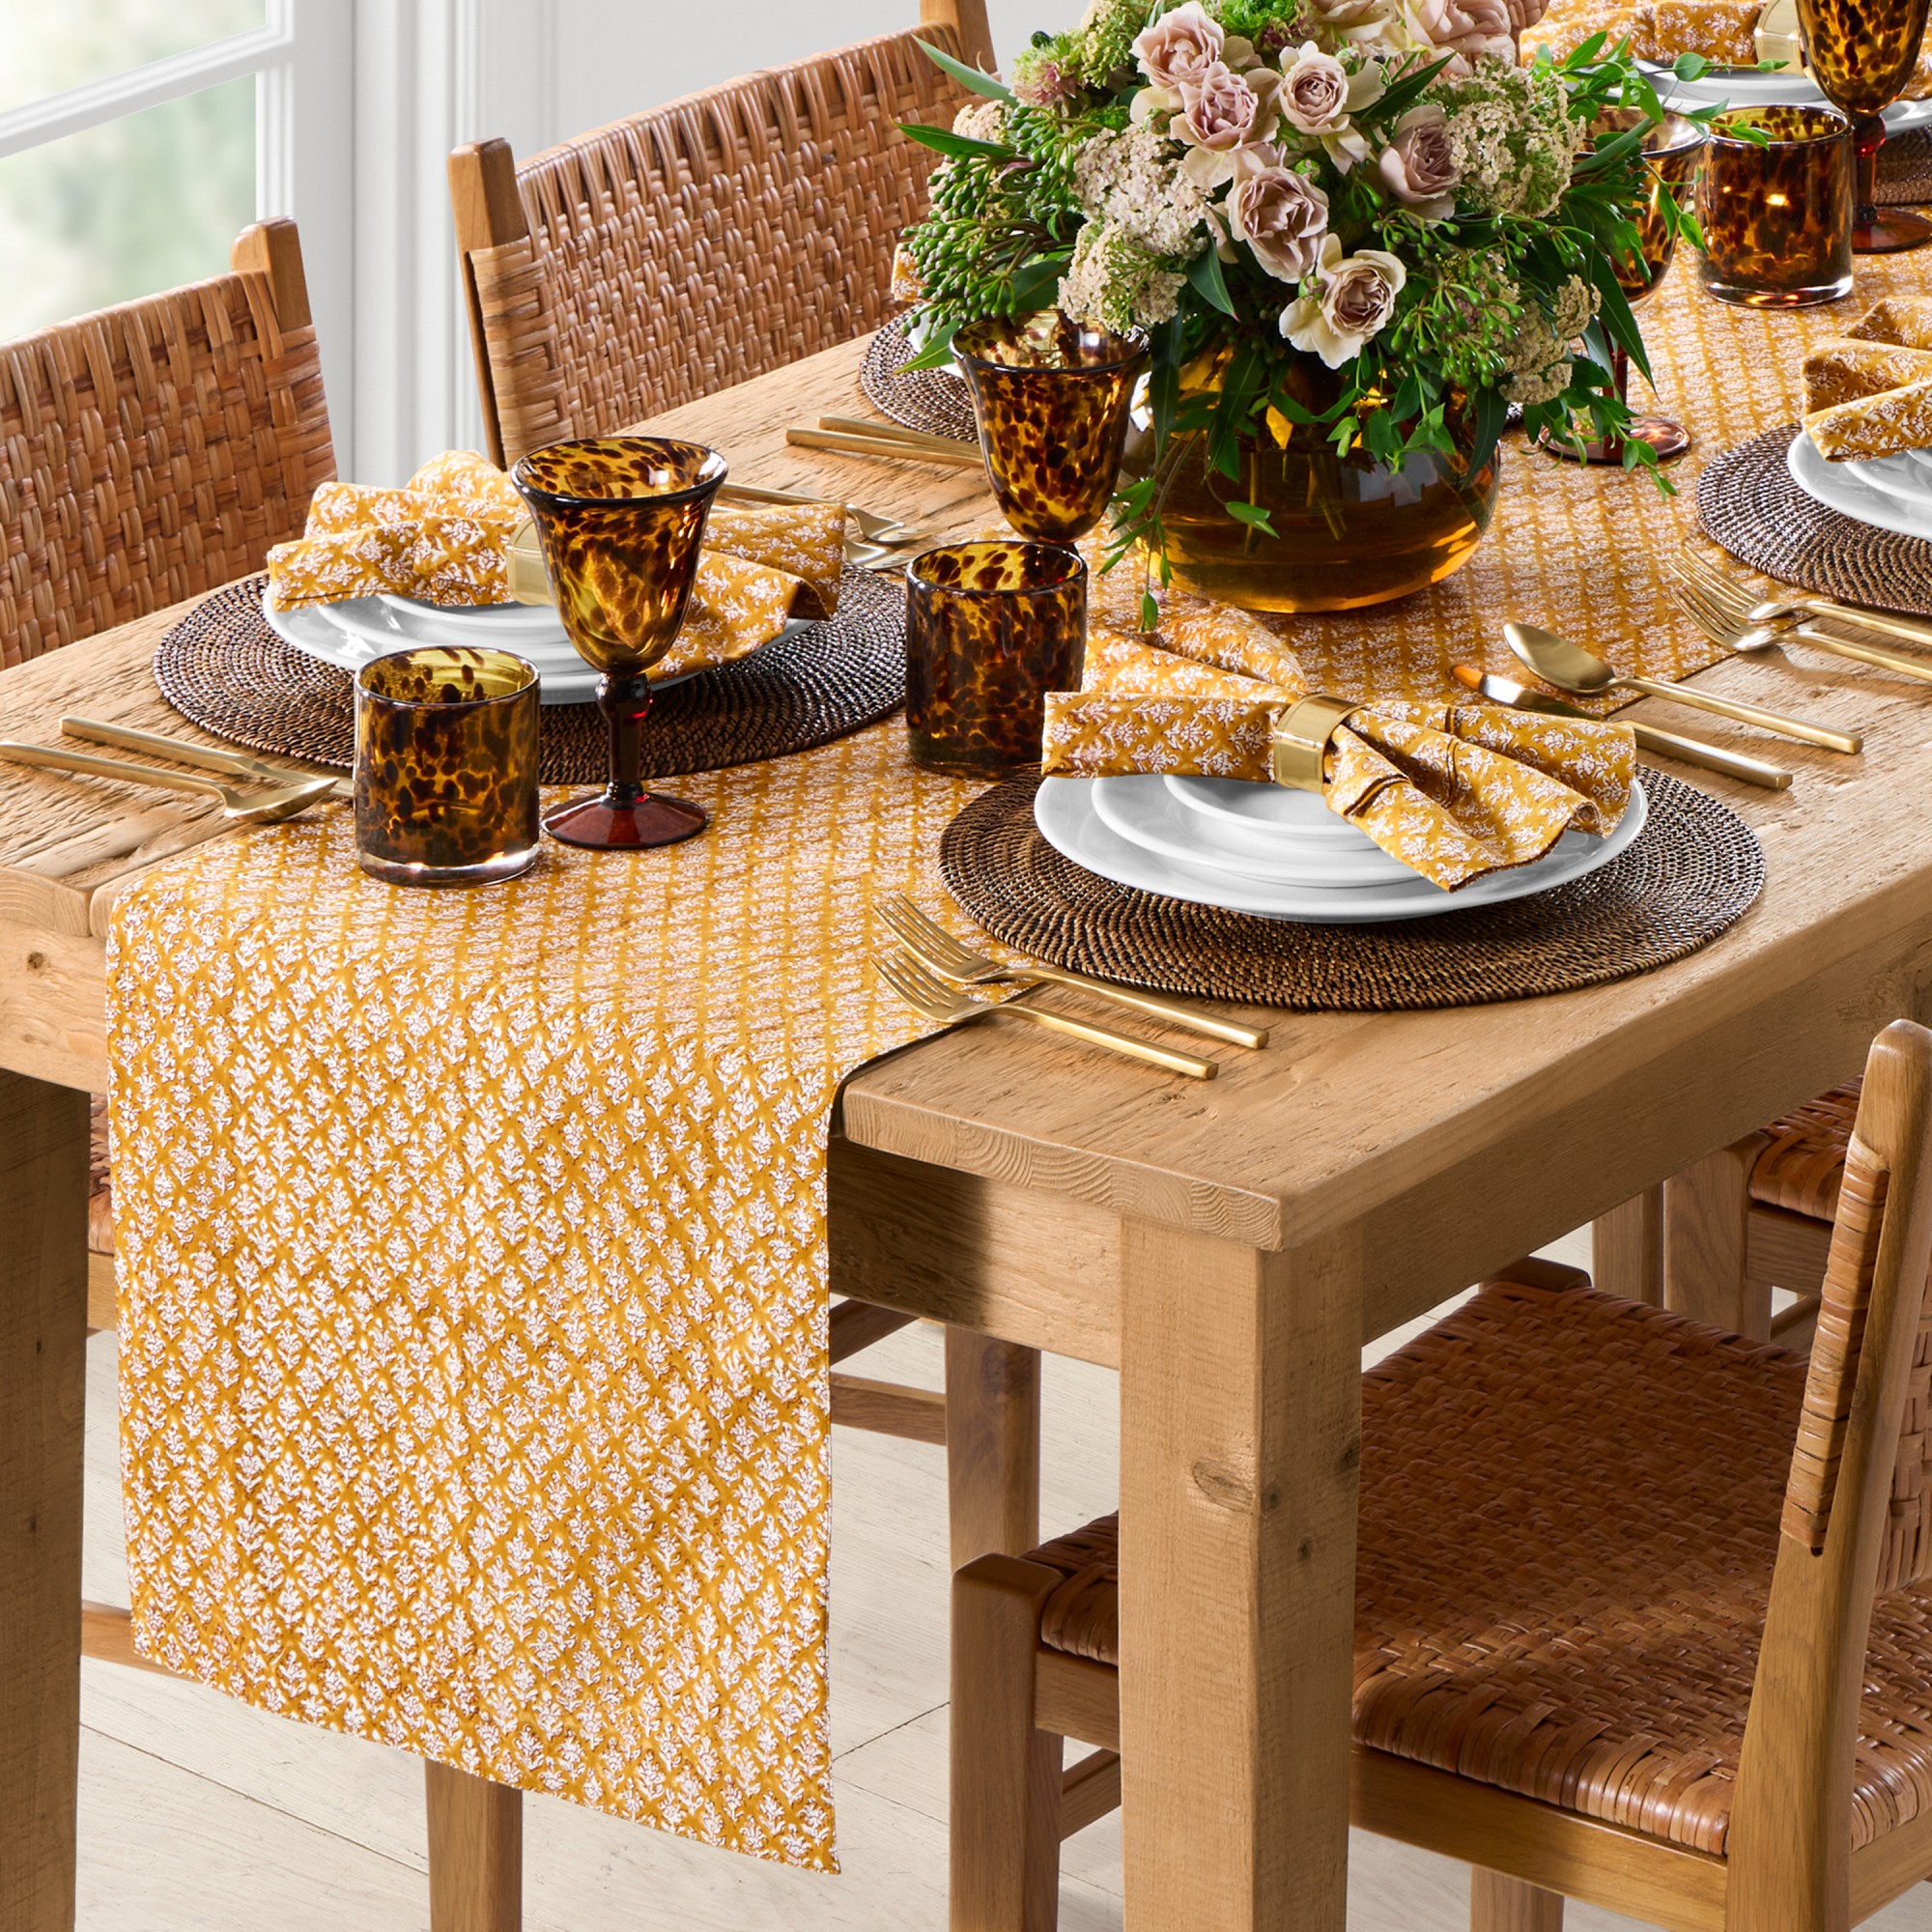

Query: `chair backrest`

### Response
(448, 8, 985, 468)
(0, 218, 335, 668)
(1731, 1019, 1932, 1921)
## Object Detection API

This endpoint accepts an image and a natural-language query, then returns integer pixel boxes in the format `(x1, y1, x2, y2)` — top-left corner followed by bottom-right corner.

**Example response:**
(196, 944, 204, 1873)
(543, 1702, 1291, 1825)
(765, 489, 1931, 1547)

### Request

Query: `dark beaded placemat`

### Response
(859, 316, 977, 443)
(1697, 423, 1932, 616)
(940, 771, 1763, 1011)
(152, 569, 906, 781)
(1879, 126, 1932, 205)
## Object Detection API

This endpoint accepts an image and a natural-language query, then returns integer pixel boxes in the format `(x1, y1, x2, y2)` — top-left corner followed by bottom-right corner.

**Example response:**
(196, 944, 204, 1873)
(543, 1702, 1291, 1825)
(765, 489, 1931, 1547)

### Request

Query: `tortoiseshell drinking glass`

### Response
(354, 647, 540, 886)
(511, 436, 726, 849)
(1547, 112, 1706, 466)
(905, 542, 1088, 778)
(1694, 105, 1855, 308)
(1797, 0, 1932, 251)
(954, 313, 1149, 543)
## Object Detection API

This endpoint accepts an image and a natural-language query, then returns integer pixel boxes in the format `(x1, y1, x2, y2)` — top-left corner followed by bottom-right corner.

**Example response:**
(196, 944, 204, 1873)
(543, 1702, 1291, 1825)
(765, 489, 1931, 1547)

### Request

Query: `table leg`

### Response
(0, 1069, 88, 1932)
(425, 1762, 522, 1932)
(1663, 1135, 1773, 1341)
(1119, 1220, 1360, 1932)
(1590, 1187, 1663, 1305)
(945, 1327, 1040, 1571)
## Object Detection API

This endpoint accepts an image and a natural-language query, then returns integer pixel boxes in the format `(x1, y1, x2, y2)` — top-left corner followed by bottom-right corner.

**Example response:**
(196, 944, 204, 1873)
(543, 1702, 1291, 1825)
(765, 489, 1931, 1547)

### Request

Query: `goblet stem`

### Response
(602, 668, 651, 806)
(1850, 109, 1932, 250)
(1604, 345, 1632, 467)
(541, 666, 708, 850)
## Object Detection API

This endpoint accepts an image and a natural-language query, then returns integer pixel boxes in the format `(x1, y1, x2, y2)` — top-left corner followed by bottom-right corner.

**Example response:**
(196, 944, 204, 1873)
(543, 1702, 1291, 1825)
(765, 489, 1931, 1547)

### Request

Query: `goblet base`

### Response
(1854, 205, 1932, 252)
(543, 789, 708, 849)
(1541, 415, 1690, 466)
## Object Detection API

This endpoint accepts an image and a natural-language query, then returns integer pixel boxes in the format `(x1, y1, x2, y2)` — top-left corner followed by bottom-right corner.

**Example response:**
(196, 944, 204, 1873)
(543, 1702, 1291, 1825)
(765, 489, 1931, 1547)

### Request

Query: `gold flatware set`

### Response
(784, 414, 982, 470)
(873, 894, 1268, 1079)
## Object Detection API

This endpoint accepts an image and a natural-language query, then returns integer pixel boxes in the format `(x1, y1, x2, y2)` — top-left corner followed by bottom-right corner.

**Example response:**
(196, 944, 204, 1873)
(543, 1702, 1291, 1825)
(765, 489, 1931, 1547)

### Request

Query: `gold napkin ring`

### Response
(1270, 694, 1361, 791)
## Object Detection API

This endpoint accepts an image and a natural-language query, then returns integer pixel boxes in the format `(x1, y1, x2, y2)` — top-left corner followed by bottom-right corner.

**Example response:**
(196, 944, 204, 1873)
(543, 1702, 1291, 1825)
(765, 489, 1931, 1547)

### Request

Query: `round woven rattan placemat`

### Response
(860, 316, 977, 442)
(1697, 423, 1932, 615)
(1880, 127, 1932, 204)
(153, 570, 906, 781)
(940, 771, 1763, 1010)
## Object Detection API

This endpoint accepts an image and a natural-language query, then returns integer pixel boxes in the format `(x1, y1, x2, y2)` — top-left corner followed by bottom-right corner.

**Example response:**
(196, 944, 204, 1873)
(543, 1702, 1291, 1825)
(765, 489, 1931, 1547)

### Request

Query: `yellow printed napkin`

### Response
(266, 451, 846, 675)
(1804, 301, 1932, 461)
(1042, 584, 1635, 892)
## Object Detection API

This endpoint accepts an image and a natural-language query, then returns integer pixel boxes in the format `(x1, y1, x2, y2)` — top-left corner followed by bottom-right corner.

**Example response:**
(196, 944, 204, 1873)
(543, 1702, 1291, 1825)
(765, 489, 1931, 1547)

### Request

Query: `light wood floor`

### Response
(73, 1234, 1932, 1929)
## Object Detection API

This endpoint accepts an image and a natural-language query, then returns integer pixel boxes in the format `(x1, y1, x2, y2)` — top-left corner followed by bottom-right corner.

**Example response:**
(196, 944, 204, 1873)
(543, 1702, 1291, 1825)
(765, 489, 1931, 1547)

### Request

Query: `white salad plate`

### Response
(1034, 776, 1649, 924)
(1786, 429, 1932, 543)
(375, 593, 573, 648)
(1096, 777, 1419, 888)
(1639, 60, 1932, 130)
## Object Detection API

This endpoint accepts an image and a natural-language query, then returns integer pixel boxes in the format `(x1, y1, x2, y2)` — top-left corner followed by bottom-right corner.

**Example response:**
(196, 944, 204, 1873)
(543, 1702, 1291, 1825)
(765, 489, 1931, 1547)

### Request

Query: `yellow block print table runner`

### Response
(108, 728, 978, 1867)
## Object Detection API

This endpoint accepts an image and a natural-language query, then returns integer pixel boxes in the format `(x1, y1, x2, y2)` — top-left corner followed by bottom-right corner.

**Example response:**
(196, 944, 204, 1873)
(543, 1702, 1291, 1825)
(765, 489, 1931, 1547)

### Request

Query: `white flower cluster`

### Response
(1070, 123, 1215, 259)
(1503, 272, 1596, 407)
(1059, 221, 1191, 335)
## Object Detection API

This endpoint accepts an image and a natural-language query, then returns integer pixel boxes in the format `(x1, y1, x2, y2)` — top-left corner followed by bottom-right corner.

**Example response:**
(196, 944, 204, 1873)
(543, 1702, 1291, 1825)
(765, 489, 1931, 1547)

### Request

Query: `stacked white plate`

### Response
(1637, 58, 1932, 130)
(1786, 429, 1932, 542)
(1033, 774, 1648, 923)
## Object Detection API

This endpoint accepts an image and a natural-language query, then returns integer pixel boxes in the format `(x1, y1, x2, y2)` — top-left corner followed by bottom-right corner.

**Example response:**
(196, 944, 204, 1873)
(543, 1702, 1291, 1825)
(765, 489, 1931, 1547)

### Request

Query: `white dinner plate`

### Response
(1033, 777, 1649, 923)
(1637, 59, 1932, 129)
(1842, 451, 1932, 512)
(1787, 429, 1932, 542)
(264, 594, 603, 703)
(375, 593, 573, 649)
(1096, 777, 1420, 888)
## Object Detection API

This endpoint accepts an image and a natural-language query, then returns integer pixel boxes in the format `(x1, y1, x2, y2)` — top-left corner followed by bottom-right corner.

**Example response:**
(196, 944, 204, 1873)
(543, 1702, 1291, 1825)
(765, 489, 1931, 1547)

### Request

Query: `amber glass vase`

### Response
(1695, 105, 1855, 305)
(354, 646, 540, 886)
(1548, 112, 1706, 465)
(512, 436, 725, 849)
(954, 312, 1149, 542)
(1797, 0, 1932, 251)
(904, 542, 1088, 778)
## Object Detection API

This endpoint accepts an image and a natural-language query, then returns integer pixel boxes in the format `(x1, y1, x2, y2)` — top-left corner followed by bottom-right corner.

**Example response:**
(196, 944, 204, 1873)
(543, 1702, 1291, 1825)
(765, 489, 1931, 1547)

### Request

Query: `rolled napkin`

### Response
(1041, 587, 1635, 893)
(267, 451, 847, 673)
(1804, 303, 1932, 461)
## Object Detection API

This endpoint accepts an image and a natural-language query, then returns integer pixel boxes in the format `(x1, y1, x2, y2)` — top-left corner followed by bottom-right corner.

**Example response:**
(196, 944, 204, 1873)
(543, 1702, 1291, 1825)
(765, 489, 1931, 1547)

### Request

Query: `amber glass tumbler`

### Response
(354, 647, 539, 886)
(1694, 105, 1854, 308)
(954, 313, 1149, 543)
(905, 542, 1088, 778)
(1796, 0, 1932, 251)
(512, 436, 726, 849)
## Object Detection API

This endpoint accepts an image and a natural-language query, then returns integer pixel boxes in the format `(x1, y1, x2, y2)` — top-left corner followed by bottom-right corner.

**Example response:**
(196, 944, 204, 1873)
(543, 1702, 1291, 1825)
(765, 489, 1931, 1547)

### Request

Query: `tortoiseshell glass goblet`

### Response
(512, 436, 726, 849)
(905, 542, 1088, 778)
(354, 647, 539, 886)
(1547, 112, 1706, 466)
(1694, 105, 1855, 307)
(1797, 0, 1932, 250)
(954, 312, 1149, 542)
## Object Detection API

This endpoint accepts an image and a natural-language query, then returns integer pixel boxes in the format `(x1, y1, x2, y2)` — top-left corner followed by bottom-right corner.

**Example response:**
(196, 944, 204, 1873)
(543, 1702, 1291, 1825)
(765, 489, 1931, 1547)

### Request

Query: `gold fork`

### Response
(716, 481, 938, 549)
(873, 948, 1218, 1079)
(1675, 543, 1932, 651)
(881, 893, 1267, 1048)
(1671, 549, 1932, 685)
(0, 742, 338, 822)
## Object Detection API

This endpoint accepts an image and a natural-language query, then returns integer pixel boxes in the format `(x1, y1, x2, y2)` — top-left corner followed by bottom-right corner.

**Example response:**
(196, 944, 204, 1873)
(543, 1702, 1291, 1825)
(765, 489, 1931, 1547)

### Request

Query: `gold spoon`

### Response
(1503, 621, 1862, 754)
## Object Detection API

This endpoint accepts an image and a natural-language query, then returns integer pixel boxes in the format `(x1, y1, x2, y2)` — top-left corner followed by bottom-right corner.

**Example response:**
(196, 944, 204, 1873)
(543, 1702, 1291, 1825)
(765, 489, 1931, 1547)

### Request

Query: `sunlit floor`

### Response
(73, 1233, 1932, 1929)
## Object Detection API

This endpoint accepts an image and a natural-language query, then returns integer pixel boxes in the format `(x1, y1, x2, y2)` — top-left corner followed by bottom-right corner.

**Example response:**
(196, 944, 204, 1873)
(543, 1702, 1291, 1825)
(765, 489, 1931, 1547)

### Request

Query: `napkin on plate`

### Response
(266, 451, 847, 676)
(1804, 302, 1932, 461)
(1040, 581, 1635, 893)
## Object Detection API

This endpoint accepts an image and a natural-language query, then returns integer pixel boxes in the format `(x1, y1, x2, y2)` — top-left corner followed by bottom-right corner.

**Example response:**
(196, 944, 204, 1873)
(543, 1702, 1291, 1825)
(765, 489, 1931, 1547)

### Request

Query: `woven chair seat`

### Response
(1028, 1279, 1932, 1859)
(1750, 1078, 1862, 1223)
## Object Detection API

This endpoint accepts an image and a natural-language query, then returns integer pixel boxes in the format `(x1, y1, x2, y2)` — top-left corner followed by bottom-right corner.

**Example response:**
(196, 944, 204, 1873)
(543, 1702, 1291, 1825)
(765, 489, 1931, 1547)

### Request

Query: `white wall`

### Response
(545, 1, 1083, 147)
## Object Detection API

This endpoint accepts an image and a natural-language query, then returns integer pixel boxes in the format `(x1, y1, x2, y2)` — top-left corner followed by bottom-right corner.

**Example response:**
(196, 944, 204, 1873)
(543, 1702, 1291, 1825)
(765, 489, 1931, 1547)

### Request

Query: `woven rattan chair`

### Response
(0, 219, 335, 1338)
(447, 0, 989, 468)
(953, 1021, 1932, 1932)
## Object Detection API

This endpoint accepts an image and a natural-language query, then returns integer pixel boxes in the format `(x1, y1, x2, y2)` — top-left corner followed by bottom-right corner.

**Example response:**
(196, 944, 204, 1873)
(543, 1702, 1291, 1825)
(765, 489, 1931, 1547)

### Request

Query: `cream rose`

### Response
(1132, 1, 1225, 90)
(1280, 233, 1407, 368)
(1378, 104, 1460, 218)
(1229, 168, 1331, 283)
(1278, 44, 1351, 134)
(1404, 0, 1518, 65)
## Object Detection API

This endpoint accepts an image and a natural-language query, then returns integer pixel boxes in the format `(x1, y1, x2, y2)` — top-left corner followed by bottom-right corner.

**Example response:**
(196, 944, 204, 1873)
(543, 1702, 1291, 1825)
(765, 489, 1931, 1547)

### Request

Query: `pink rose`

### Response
(1230, 168, 1331, 282)
(1132, 2, 1225, 91)
(1278, 44, 1353, 134)
(1378, 104, 1460, 217)
(1405, 0, 1518, 64)
(1178, 61, 1264, 151)
(1281, 234, 1406, 367)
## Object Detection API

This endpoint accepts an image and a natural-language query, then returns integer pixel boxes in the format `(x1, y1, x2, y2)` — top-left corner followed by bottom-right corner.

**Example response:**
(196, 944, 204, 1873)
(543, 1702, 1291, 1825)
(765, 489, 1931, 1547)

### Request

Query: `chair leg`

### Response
(1591, 1185, 1663, 1304)
(952, 1554, 1065, 1932)
(1663, 1134, 1773, 1341)
(425, 1761, 521, 1932)
(945, 1329, 1040, 1571)
(1471, 1867, 1564, 1931)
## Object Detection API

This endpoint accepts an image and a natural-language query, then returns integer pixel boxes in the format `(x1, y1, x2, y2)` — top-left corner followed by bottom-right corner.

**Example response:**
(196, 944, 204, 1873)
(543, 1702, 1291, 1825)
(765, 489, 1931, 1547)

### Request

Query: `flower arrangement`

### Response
(895, 0, 1710, 607)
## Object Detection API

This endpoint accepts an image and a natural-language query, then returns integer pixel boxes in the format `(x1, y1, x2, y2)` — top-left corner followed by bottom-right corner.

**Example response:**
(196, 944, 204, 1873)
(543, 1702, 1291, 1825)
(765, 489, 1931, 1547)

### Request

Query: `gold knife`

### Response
(1451, 667, 1793, 791)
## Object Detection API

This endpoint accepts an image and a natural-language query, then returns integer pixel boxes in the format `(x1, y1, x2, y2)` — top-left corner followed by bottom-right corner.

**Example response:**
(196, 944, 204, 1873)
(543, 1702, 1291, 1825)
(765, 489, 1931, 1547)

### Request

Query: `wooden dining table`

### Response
(3, 321, 1928, 1932)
